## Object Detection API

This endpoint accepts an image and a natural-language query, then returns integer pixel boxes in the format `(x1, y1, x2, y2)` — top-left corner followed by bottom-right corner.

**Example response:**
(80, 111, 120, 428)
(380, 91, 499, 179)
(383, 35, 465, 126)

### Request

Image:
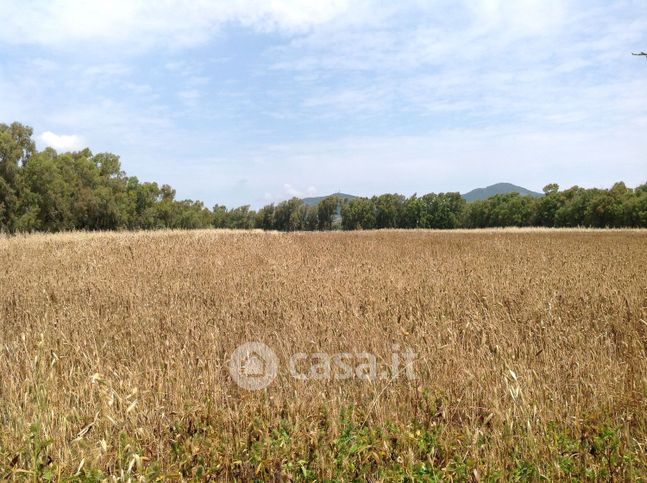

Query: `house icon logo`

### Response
(228, 342, 278, 390)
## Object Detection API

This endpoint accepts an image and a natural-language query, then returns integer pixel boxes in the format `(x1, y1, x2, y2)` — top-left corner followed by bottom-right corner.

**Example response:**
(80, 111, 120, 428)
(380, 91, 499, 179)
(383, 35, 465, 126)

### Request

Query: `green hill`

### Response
(302, 186, 542, 205)
(461, 183, 542, 202)
(301, 192, 357, 206)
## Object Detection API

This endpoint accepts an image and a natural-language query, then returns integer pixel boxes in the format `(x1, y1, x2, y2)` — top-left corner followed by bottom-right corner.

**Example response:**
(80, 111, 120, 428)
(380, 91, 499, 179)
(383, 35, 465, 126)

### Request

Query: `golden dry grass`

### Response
(0, 229, 646, 480)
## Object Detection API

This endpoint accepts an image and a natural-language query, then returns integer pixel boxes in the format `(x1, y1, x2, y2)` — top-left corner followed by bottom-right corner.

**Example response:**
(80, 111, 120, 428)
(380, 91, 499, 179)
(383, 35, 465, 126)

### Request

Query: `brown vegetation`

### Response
(1, 229, 646, 480)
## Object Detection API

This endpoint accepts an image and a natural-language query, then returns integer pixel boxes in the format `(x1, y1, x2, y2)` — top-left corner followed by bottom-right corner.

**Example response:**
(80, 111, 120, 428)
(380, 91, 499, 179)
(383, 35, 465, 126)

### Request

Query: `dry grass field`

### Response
(1, 229, 646, 481)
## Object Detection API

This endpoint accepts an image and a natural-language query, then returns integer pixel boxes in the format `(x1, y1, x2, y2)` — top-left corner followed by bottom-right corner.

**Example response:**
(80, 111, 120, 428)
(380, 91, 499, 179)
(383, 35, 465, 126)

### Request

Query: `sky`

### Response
(0, 0, 646, 208)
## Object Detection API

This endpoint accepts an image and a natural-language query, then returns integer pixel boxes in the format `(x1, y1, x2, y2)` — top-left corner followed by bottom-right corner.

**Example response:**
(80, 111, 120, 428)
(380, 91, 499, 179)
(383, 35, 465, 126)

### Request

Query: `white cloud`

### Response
(466, 0, 567, 36)
(39, 131, 84, 151)
(283, 183, 302, 197)
(269, 0, 647, 134)
(260, 184, 318, 203)
(0, 0, 352, 50)
(0, 0, 570, 53)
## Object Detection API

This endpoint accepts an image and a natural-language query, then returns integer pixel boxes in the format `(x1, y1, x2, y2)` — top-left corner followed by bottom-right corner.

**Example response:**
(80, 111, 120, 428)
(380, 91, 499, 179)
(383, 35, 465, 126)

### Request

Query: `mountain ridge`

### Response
(461, 183, 543, 202)
(300, 184, 542, 205)
(301, 192, 357, 206)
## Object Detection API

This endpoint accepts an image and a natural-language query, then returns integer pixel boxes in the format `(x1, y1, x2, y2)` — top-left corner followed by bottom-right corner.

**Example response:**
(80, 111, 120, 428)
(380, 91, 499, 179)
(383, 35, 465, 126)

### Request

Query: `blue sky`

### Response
(1, 0, 646, 207)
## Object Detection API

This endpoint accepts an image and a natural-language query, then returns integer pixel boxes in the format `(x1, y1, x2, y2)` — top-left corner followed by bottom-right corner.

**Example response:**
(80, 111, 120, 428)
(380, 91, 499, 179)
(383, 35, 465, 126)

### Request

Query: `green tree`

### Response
(626, 183, 647, 227)
(255, 204, 275, 230)
(212, 204, 229, 228)
(128, 180, 163, 229)
(0, 122, 36, 232)
(418, 192, 465, 228)
(317, 196, 339, 230)
(463, 193, 535, 227)
(554, 187, 594, 227)
(274, 198, 304, 231)
(532, 183, 562, 227)
(373, 193, 405, 228)
(341, 197, 376, 230)
(302, 204, 319, 231)
(400, 194, 421, 228)
(227, 205, 256, 229)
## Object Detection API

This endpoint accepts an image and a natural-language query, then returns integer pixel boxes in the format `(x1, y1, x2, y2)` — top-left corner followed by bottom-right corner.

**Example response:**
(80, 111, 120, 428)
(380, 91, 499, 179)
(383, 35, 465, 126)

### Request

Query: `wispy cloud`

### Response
(39, 131, 84, 151)
(0, 0, 353, 50)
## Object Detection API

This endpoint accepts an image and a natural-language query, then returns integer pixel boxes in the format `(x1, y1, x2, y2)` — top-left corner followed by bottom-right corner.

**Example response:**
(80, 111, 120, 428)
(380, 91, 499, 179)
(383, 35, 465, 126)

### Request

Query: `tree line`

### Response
(1, 122, 646, 233)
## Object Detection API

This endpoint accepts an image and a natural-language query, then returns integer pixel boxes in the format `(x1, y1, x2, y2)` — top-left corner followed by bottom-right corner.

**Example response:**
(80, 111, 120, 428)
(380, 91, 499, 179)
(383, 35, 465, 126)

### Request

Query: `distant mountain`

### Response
(301, 185, 542, 205)
(302, 192, 357, 206)
(461, 183, 543, 202)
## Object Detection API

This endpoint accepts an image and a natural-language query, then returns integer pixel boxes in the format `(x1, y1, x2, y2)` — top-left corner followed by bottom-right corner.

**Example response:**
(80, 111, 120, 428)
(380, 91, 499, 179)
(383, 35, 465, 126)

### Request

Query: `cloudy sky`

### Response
(1, 0, 645, 207)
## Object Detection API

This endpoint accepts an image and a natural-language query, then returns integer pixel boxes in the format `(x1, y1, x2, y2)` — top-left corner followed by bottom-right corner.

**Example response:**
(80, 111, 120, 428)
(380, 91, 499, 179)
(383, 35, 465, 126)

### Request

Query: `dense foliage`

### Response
(1, 122, 646, 233)
(0, 122, 212, 233)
